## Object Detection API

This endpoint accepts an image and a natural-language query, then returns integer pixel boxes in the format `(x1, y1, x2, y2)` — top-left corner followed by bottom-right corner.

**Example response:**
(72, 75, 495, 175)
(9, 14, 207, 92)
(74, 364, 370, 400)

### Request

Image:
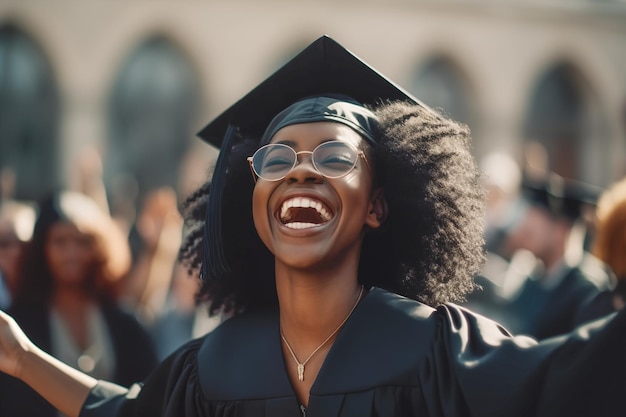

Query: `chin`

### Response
(274, 247, 330, 271)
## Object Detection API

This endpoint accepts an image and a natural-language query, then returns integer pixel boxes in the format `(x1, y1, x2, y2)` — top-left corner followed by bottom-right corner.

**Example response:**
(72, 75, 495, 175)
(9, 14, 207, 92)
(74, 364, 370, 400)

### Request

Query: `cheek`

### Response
(252, 185, 272, 246)
(44, 244, 61, 266)
(341, 173, 374, 210)
(44, 247, 66, 279)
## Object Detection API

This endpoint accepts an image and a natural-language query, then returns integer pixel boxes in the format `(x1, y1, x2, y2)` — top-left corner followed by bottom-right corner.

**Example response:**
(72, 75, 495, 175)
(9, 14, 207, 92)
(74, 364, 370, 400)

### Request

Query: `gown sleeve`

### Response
(420, 303, 626, 417)
(79, 338, 210, 417)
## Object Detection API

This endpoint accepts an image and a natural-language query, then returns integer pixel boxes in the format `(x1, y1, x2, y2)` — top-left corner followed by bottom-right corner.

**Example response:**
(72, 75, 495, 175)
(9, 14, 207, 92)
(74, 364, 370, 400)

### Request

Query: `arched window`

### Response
(107, 35, 201, 212)
(0, 24, 60, 200)
(523, 63, 593, 181)
(411, 56, 472, 125)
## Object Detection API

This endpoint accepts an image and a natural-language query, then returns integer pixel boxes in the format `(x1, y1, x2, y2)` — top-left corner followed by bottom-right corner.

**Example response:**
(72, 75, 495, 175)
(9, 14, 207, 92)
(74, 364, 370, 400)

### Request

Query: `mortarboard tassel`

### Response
(201, 124, 237, 281)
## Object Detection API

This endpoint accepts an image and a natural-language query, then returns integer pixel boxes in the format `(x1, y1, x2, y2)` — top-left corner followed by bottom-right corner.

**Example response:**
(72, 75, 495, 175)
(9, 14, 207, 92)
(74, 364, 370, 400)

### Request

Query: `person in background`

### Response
(575, 176, 626, 325)
(497, 174, 613, 339)
(0, 200, 36, 309)
(120, 187, 184, 324)
(462, 151, 528, 321)
(70, 146, 111, 216)
(119, 187, 224, 359)
(148, 262, 223, 360)
(0, 190, 157, 417)
(481, 152, 525, 257)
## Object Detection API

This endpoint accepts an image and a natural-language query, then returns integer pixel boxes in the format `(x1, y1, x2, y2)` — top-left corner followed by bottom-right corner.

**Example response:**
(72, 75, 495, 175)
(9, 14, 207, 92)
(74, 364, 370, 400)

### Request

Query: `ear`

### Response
(365, 187, 388, 229)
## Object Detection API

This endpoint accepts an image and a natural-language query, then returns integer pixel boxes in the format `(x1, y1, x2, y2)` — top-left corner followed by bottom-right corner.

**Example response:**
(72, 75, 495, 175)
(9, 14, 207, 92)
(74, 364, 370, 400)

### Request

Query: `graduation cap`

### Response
(197, 35, 423, 281)
(522, 173, 602, 222)
(198, 35, 422, 148)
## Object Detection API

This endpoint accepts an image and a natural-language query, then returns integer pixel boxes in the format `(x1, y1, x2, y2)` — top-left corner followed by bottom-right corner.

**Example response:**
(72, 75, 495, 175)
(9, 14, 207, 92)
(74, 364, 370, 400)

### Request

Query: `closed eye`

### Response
(261, 156, 293, 173)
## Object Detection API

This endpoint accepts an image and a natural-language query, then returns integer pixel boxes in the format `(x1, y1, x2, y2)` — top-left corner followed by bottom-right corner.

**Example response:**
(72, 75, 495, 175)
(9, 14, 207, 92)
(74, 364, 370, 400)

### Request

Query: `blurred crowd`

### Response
(0, 136, 625, 414)
(0, 149, 224, 415)
(464, 142, 626, 340)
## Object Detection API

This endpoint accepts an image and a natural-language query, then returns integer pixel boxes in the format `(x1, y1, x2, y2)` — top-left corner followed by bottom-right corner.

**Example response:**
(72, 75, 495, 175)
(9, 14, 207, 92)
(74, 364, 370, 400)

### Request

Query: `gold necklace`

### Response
(280, 285, 364, 382)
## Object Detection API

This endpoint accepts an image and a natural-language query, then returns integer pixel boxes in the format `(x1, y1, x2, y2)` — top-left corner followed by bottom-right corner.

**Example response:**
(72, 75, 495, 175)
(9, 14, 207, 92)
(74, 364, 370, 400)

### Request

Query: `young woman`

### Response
(0, 36, 624, 417)
(0, 190, 158, 416)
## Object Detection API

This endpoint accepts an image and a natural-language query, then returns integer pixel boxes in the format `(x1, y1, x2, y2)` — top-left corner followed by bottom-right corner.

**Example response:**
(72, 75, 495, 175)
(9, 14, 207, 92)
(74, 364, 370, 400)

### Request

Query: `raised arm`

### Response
(0, 309, 97, 417)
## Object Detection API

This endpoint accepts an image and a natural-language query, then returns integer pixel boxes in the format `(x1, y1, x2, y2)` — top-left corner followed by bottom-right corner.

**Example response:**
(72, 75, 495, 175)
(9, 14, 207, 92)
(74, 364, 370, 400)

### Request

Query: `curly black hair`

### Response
(179, 101, 485, 315)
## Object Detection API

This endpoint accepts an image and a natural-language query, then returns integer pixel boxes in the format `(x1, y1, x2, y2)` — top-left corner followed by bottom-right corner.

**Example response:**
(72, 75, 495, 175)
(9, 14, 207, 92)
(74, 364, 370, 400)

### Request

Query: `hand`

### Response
(137, 187, 182, 252)
(0, 309, 32, 378)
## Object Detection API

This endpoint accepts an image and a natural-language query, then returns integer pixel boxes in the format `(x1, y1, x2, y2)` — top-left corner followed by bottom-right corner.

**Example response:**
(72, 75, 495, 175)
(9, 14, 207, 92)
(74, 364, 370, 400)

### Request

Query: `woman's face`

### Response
(252, 121, 381, 271)
(0, 222, 24, 291)
(45, 222, 97, 288)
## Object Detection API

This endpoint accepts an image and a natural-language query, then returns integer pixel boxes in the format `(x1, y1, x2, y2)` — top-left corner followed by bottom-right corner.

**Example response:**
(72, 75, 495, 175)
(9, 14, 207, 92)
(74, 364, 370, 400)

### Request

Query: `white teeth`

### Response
(279, 197, 332, 224)
(285, 222, 318, 229)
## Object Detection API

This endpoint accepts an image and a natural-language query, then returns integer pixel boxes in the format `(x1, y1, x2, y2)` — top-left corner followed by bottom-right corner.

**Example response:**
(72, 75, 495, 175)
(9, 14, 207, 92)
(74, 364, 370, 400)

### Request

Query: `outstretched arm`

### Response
(0, 310, 97, 417)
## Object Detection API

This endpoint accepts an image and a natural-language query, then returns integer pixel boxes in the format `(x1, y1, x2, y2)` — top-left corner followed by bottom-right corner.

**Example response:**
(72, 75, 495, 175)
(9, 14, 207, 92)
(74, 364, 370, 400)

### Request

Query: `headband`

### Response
(260, 96, 380, 144)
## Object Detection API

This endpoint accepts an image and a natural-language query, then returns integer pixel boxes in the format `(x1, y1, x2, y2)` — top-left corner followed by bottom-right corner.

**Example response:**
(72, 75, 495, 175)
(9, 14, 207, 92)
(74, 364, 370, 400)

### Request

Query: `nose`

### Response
(285, 151, 322, 183)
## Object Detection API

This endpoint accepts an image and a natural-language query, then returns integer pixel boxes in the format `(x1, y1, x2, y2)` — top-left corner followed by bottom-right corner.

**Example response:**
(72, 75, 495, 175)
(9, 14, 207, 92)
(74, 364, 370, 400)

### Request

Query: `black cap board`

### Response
(197, 35, 422, 148)
(522, 174, 603, 221)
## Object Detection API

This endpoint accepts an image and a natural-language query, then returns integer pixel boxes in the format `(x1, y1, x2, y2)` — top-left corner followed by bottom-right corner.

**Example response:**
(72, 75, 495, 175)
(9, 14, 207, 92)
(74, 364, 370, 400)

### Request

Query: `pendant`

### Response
(77, 354, 96, 373)
(297, 363, 305, 381)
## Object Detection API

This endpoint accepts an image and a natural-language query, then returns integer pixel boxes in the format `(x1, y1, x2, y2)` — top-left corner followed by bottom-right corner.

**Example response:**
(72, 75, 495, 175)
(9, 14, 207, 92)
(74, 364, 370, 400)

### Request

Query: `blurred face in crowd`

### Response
(505, 205, 568, 269)
(45, 221, 97, 289)
(0, 221, 24, 292)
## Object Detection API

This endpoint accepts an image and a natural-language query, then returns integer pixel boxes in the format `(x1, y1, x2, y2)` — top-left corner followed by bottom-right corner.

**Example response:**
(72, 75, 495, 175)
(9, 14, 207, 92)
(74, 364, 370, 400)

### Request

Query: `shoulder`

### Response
(164, 336, 206, 364)
(574, 289, 617, 326)
(358, 287, 436, 319)
(434, 301, 519, 340)
(147, 335, 206, 382)
(364, 288, 512, 338)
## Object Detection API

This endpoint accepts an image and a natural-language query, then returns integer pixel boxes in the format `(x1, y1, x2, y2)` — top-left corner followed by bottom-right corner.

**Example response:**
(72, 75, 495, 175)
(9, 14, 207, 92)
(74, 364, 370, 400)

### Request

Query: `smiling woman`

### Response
(0, 35, 625, 417)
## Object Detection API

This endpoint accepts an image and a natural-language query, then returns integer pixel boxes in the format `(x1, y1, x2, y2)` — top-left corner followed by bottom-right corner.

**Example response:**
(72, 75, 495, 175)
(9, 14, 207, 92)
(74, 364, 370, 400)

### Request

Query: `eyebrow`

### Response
(272, 139, 335, 148)
(273, 140, 296, 147)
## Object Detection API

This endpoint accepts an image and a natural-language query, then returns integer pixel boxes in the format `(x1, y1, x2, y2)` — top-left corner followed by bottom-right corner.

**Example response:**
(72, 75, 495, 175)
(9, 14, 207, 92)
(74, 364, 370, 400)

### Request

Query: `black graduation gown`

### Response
(79, 288, 626, 417)
(500, 255, 611, 340)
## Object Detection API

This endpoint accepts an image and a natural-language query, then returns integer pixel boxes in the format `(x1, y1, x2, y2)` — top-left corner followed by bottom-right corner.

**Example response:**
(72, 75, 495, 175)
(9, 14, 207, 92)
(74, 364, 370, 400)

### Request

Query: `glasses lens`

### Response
(252, 144, 296, 181)
(313, 142, 359, 178)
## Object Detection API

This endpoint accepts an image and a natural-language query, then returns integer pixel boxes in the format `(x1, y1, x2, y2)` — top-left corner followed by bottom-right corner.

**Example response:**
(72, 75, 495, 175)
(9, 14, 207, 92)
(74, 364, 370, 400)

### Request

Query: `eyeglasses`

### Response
(247, 141, 369, 182)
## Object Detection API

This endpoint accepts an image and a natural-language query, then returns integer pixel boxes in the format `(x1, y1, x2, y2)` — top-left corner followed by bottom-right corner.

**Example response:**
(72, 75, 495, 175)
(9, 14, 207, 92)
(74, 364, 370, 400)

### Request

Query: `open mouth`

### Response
(279, 197, 332, 229)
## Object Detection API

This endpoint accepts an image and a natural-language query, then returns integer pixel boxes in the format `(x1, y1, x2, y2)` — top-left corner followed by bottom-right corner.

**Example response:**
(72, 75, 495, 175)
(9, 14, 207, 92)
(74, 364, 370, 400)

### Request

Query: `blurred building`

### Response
(1, 0, 625, 213)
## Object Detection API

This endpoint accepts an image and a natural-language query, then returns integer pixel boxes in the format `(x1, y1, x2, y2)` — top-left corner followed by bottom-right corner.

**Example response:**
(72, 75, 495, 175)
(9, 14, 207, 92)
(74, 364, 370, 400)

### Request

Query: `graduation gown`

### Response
(500, 254, 612, 340)
(79, 287, 626, 417)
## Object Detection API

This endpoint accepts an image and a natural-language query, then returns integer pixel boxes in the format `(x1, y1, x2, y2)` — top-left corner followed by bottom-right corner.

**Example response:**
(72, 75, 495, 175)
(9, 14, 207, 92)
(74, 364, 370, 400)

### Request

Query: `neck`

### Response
(52, 285, 93, 312)
(275, 262, 363, 350)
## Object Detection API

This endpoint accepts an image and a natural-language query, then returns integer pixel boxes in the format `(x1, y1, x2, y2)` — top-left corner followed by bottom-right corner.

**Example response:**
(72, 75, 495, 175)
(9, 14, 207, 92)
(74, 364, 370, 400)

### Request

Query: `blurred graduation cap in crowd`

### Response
(196, 35, 425, 279)
(522, 173, 603, 222)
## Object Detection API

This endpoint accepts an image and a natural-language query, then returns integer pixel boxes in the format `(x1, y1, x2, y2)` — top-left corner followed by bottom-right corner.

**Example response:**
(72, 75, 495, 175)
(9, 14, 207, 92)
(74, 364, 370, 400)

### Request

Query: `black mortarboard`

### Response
(196, 35, 423, 281)
(197, 35, 421, 148)
(522, 174, 602, 222)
